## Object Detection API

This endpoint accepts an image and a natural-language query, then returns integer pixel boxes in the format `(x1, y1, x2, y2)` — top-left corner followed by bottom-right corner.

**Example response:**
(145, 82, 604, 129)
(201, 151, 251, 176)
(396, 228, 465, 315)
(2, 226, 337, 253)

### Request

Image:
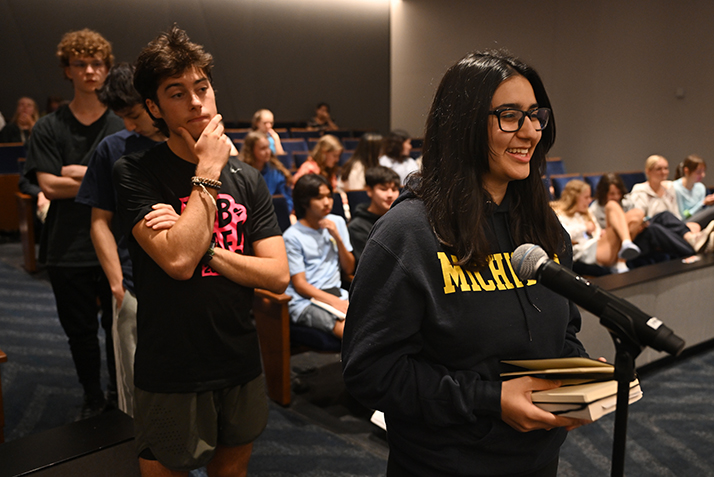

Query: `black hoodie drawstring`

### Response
(492, 205, 538, 342)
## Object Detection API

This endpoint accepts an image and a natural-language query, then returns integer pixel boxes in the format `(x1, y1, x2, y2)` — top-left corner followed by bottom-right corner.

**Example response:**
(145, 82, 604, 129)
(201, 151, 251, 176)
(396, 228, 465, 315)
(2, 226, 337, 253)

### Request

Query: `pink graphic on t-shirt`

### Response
(179, 193, 247, 277)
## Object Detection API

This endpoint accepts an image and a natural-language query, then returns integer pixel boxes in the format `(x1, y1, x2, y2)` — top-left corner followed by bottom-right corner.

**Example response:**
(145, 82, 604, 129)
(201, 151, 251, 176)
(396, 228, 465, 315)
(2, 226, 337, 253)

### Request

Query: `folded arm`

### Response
(36, 165, 87, 200)
(132, 187, 216, 280)
(209, 235, 289, 293)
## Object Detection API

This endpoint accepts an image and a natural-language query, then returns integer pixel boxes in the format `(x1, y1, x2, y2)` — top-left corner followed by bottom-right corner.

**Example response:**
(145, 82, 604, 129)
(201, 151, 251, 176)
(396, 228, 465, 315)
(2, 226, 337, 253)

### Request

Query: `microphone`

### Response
(511, 243, 685, 356)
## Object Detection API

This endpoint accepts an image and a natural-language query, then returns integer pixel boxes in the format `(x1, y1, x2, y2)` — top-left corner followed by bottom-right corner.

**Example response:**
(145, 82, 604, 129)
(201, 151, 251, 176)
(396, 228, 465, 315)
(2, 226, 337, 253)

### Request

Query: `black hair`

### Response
(594, 172, 627, 206)
(293, 173, 332, 219)
(97, 62, 142, 112)
(380, 130, 411, 162)
(414, 49, 562, 270)
(341, 132, 382, 182)
(365, 166, 400, 188)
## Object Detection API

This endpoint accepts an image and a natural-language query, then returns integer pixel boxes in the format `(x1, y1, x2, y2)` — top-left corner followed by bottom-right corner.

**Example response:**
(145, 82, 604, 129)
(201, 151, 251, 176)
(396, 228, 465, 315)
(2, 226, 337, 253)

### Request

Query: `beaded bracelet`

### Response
(191, 177, 219, 210)
(191, 176, 222, 189)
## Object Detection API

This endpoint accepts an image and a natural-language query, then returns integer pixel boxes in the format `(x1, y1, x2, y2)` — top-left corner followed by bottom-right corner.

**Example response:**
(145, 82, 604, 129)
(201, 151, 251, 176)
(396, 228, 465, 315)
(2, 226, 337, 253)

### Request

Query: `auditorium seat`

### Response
(0, 173, 21, 232)
(583, 172, 603, 193)
(276, 153, 293, 171)
(281, 138, 309, 152)
(331, 192, 345, 219)
(550, 173, 583, 199)
(272, 195, 292, 233)
(546, 157, 566, 176)
(274, 127, 289, 139)
(253, 289, 341, 406)
(307, 138, 318, 151)
(327, 130, 353, 140)
(289, 128, 320, 139)
(0, 142, 27, 174)
(340, 150, 352, 166)
(618, 170, 647, 192)
(293, 151, 310, 169)
(345, 189, 370, 213)
(224, 128, 250, 141)
(0, 142, 25, 174)
(410, 138, 424, 148)
(342, 138, 360, 150)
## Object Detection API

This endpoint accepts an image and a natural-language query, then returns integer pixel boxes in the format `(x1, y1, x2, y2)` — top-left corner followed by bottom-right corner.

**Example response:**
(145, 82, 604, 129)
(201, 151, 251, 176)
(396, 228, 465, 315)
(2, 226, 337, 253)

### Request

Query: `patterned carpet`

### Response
(1, 240, 713, 476)
(0, 242, 387, 476)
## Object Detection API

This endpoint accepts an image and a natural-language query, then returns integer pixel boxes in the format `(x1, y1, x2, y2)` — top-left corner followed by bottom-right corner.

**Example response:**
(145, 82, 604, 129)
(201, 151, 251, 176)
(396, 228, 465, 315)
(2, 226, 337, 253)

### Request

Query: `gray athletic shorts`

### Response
(133, 375, 268, 471)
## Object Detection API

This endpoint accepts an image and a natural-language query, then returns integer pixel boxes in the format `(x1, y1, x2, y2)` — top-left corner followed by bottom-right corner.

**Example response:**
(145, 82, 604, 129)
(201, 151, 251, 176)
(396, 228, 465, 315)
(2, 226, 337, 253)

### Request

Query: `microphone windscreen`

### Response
(511, 243, 548, 281)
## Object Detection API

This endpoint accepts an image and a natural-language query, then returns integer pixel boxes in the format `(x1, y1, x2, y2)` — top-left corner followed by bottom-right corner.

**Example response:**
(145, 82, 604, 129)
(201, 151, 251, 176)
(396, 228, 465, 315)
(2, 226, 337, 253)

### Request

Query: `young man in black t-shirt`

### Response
(75, 62, 172, 418)
(24, 29, 123, 419)
(113, 26, 288, 476)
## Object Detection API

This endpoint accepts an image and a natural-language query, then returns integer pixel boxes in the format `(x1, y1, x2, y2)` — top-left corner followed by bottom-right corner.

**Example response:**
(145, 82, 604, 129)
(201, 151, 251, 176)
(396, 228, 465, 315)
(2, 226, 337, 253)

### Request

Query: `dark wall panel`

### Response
(0, 0, 390, 133)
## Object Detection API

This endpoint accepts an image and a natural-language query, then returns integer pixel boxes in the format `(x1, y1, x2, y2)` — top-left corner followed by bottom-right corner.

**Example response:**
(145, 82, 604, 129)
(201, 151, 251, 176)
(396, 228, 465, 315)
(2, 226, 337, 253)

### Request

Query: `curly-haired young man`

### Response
(24, 28, 123, 420)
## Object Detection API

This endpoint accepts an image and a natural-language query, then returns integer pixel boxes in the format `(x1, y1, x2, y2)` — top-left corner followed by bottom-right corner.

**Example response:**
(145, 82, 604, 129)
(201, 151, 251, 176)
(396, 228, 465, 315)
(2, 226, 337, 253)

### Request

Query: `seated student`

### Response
(630, 155, 701, 233)
(0, 96, 39, 144)
(338, 132, 382, 191)
(251, 108, 285, 155)
(553, 179, 640, 271)
(630, 154, 714, 251)
(307, 102, 338, 132)
(589, 172, 643, 229)
(241, 130, 294, 213)
(293, 134, 342, 190)
(378, 129, 419, 185)
(284, 174, 355, 338)
(347, 166, 400, 266)
(673, 154, 714, 228)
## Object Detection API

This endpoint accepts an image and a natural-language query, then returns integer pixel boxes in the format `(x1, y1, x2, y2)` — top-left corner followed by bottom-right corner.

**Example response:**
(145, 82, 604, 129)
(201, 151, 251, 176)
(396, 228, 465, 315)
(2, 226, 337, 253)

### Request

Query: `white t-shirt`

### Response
(379, 155, 419, 185)
(556, 211, 600, 264)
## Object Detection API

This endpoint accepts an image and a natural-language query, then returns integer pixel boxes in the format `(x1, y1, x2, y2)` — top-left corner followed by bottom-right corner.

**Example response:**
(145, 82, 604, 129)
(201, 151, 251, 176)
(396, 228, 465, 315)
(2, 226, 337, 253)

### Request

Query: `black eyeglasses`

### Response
(489, 108, 551, 133)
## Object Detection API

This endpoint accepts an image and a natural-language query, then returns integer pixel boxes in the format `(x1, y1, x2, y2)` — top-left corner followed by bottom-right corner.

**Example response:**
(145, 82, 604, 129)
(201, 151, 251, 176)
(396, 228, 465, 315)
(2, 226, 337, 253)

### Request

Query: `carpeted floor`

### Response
(1, 239, 713, 476)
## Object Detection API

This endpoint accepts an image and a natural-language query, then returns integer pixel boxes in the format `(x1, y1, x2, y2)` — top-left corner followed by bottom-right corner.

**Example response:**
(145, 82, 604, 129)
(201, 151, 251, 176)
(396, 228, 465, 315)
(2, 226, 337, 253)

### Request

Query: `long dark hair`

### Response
(341, 132, 382, 182)
(413, 50, 563, 269)
(595, 172, 627, 206)
(380, 130, 410, 162)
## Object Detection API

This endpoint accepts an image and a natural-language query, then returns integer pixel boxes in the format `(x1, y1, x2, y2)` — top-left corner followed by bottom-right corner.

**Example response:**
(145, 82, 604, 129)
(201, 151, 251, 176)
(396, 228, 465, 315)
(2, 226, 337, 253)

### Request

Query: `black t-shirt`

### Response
(23, 104, 123, 266)
(113, 143, 281, 393)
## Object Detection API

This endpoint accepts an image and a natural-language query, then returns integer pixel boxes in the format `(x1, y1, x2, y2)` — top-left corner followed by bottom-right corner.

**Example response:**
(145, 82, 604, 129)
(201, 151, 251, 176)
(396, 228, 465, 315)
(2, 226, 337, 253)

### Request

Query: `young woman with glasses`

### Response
(343, 50, 594, 477)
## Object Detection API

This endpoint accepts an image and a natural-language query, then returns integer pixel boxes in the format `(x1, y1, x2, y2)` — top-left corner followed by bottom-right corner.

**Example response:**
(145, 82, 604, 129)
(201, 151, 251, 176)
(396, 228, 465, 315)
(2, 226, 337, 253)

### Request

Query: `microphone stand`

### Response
(598, 303, 644, 477)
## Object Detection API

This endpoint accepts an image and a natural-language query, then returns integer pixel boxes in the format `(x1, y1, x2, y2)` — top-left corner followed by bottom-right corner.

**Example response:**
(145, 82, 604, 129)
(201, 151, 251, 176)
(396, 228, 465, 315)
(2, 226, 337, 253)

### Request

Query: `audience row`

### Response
(552, 154, 714, 276)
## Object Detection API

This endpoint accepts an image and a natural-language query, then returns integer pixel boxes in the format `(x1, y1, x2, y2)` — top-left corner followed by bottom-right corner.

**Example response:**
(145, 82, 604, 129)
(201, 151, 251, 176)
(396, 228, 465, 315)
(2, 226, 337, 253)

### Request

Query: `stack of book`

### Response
(501, 357, 643, 421)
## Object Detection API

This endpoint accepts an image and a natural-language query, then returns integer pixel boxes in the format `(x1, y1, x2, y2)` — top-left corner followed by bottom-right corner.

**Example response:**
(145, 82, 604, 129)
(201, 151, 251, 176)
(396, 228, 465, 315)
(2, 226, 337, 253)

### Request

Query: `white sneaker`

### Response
(693, 221, 714, 252)
(611, 261, 629, 274)
(618, 240, 641, 260)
